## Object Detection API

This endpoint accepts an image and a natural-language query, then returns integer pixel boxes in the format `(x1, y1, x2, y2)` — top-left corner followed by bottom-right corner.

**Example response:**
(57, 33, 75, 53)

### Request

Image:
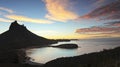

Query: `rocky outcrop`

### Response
(0, 21, 57, 50)
(51, 44, 78, 49)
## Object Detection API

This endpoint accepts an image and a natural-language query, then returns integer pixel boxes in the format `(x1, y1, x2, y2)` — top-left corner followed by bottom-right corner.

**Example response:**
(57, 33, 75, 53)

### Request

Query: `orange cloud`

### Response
(44, 0, 78, 22)
(5, 14, 54, 24)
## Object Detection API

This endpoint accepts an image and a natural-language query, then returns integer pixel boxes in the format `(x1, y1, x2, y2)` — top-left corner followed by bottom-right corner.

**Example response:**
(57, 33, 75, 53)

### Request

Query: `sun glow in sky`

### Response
(0, 0, 120, 39)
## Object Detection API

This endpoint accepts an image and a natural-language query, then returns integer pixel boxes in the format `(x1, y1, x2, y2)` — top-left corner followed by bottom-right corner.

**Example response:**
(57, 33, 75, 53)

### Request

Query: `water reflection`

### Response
(26, 47, 77, 63)
(26, 38, 120, 64)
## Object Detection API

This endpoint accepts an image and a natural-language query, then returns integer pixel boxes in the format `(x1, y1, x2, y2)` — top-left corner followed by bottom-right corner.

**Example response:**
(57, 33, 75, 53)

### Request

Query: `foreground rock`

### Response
(52, 44, 78, 49)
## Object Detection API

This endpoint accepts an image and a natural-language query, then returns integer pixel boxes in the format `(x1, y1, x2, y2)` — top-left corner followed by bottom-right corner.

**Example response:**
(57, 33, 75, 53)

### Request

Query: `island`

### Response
(51, 44, 78, 49)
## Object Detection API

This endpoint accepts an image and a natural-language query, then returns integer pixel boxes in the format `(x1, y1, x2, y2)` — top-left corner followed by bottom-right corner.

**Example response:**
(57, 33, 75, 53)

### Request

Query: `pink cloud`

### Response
(106, 21, 120, 27)
(79, 1, 120, 20)
(76, 26, 120, 34)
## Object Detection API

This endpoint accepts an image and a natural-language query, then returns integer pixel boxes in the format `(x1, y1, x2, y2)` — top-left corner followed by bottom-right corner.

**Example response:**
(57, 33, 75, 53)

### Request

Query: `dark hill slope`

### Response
(0, 21, 56, 50)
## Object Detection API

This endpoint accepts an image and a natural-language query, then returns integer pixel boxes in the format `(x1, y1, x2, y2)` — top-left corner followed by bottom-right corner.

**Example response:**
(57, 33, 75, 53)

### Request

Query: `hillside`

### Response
(0, 21, 57, 64)
(0, 21, 56, 50)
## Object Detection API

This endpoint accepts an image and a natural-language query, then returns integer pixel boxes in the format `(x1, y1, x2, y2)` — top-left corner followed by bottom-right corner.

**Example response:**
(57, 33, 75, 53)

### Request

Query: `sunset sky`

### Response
(0, 0, 120, 39)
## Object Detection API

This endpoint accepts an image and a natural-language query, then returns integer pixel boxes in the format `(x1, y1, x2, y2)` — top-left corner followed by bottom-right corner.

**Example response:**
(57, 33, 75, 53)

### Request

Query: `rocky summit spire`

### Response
(9, 20, 26, 31)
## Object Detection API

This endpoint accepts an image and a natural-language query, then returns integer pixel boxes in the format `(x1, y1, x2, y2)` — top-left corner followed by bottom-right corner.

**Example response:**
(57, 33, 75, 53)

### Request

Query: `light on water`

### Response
(27, 47, 77, 63)
(26, 38, 120, 64)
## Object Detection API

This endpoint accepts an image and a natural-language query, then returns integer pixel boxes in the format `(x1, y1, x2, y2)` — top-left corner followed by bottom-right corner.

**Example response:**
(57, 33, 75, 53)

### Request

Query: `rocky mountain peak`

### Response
(9, 20, 26, 31)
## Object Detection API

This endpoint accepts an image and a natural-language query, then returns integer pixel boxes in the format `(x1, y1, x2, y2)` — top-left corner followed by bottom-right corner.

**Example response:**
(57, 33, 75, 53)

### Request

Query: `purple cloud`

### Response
(76, 26, 120, 34)
(79, 1, 120, 20)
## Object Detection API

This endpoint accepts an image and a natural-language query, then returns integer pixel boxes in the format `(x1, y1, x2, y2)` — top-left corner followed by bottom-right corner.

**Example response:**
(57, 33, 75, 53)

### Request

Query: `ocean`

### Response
(26, 38, 120, 64)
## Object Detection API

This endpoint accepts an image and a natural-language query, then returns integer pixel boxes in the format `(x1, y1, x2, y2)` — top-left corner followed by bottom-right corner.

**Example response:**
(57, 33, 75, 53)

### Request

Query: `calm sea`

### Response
(26, 38, 120, 64)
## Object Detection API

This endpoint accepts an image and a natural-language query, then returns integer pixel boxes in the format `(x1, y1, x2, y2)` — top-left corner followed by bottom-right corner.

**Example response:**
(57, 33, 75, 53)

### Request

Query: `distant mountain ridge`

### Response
(0, 21, 56, 50)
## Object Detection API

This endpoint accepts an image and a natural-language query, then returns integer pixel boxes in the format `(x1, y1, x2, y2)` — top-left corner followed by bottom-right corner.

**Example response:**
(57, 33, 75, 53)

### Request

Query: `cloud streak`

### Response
(76, 26, 120, 34)
(0, 7, 54, 24)
(106, 21, 120, 27)
(0, 18, 13, 22)
(0, 7, 14, 14)
(5, 14, 54, 24)
(93, 0, 115, 8)
(75, 0, 120, 38)
(44, 0, 78, 22)
(79, 0, 120, 20)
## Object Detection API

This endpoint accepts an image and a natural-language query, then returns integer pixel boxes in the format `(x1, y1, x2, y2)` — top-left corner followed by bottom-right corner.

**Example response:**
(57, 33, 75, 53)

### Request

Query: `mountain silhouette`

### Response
(0, 21, 56, 50)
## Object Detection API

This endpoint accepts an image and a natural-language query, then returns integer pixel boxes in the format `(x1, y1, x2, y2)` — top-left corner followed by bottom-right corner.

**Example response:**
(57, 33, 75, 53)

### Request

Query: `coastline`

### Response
(0, 45, 120, 67)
